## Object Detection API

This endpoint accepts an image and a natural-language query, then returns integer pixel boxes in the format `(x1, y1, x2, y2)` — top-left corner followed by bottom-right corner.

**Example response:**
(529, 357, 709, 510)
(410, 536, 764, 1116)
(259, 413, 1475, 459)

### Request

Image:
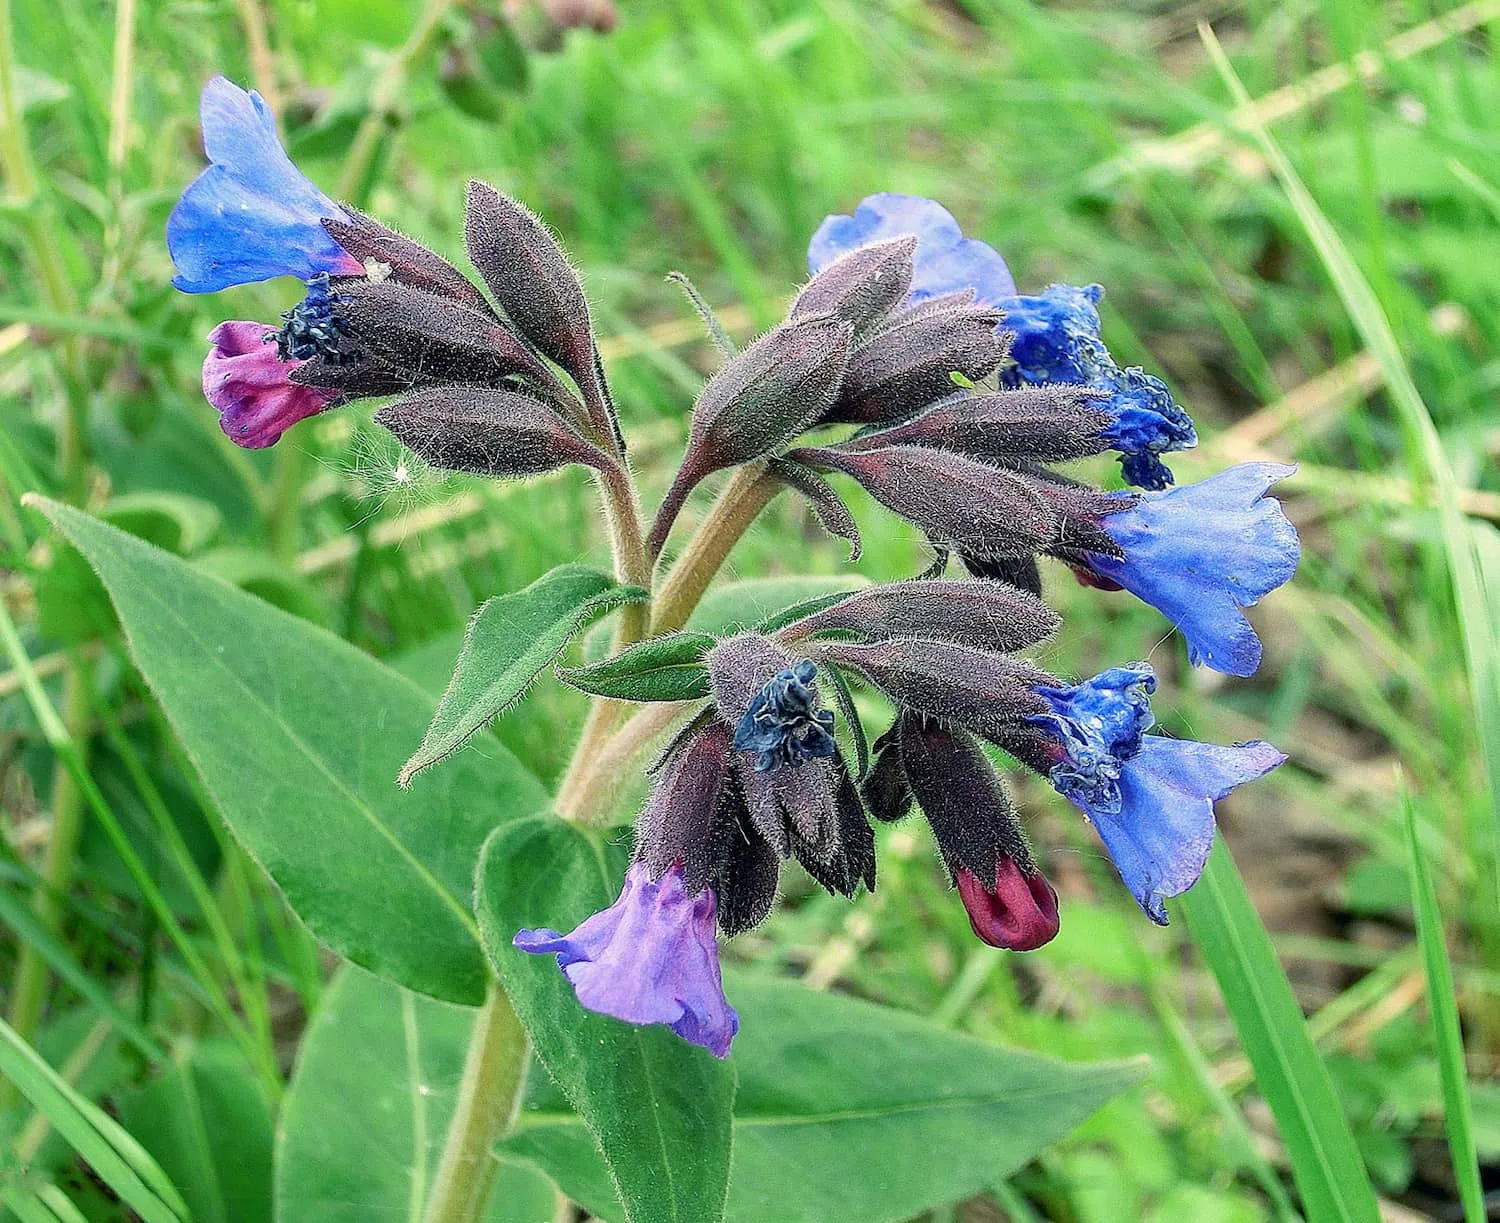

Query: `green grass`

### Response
(3, 0, 1499, 1218)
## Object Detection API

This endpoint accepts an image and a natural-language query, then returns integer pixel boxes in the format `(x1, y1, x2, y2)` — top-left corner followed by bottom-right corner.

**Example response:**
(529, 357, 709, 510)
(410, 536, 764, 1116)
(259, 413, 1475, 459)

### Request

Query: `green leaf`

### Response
(476, 817, 736, 1223)
(101, 492, 222, 556)
(193, 547, 330, 627)
(557, 632, 715, 703)
(501, 973, 1146, 1223)
(1401, 785, 1487, 1223)
(115, 1042, 274, 1223)
(399, 565, 647, 788)
(276, 965, 557, 1223)
(0, 1015, 187, 1223)
(688, 576, 868, 637)
(1180, 838, 1382, 1223)
(26, 496, 548, 1005)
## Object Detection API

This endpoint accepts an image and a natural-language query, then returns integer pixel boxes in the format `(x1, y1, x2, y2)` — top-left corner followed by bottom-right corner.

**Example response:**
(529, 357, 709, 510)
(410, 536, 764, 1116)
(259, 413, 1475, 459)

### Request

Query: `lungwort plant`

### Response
(29, 77, 1305, 1223)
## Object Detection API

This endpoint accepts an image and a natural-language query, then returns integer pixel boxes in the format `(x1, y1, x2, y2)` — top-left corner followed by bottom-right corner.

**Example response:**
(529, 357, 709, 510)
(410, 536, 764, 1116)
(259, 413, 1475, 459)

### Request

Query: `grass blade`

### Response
(1400, 780, 1487, 1223)
(1180, 839, 1381, 1223)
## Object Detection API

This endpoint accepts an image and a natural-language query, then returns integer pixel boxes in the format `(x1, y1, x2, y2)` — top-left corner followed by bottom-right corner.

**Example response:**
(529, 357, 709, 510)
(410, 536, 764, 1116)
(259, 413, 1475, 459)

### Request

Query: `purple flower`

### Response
(808, 193, 1016, 306)
(168, 77, 363, 293)
(1029, 665, 1285, 923)
(956, 859, 1059, 952)
(1084, 462, 1301, 677)
(999, 283, 1198, 491)
(202, 321, 336, 448)
(514, 862, 739, 1058)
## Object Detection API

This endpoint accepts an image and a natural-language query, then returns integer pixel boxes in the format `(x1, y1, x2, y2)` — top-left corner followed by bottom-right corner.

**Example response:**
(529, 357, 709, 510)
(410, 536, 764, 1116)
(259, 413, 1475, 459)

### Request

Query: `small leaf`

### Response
(477, 818, 736, 1223)
(400, 565, 646, 787)
(276, 965, 557, 1223)
(102, 492, 221, 556)
(557, 632, 715, 703)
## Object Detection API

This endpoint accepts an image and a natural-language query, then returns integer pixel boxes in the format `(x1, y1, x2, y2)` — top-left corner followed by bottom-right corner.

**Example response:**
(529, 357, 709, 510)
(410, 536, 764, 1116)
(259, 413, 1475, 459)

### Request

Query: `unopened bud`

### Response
(323, 209, 494, 313)
(956, 862, 1059, 951)
(791, 236, 915, 337)
(635, 721, 734, 893)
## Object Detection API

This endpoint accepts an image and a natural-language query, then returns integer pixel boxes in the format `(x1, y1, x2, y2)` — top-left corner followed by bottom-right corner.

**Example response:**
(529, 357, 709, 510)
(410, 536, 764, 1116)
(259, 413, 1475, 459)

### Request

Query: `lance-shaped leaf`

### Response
(376, 386, 607, 480)
(324, 207, 495, 312)
(648, 314, 852, 557)
(845, 385, 1113, 464)
(340, 279, 554, 388)
(791, 236, 915, 336)
(399, 565, 648, 787)
(781, 578, 1060, 653)
(827, 299, 1007, 425)
(817, 638, 1051, 745)
(768, 456, 861, 561)
(793, 443, 1059, 560)
(463, 181, 600, 404)
(557, 631, 716, 703)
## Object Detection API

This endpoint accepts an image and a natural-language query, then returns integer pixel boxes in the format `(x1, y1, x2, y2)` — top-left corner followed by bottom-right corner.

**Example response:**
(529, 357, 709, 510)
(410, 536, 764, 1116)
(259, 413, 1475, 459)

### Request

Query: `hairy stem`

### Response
(421, 982, 529, 1223)
(650, 463, 781, 636)
(559, 700, 695, 828)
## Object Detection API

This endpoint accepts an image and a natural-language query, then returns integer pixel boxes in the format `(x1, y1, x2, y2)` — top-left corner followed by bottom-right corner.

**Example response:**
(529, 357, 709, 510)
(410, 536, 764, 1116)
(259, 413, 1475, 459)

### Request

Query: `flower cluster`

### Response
(171, 83, 1300, 1062)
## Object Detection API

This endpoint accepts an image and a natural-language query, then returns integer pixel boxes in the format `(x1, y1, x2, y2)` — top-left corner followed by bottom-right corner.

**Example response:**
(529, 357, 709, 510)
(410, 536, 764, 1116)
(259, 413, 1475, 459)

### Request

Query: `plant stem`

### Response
(596, 459, 651, 643)
(650, 463, 781, 636)
(556, 700, 693, 827)
(421, 982, 529, 1223)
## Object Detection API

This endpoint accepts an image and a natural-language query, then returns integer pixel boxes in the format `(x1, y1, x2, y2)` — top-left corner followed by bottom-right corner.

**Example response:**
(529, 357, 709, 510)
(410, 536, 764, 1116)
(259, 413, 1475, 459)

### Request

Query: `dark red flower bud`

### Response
(375, 386, 607, 479)
(323, 208, 495, 313)
(956, 861, 1059, 952)
(791, 235, 915, 336)
(827, 299, 1008, 425)
(782, 578, 1059, 654)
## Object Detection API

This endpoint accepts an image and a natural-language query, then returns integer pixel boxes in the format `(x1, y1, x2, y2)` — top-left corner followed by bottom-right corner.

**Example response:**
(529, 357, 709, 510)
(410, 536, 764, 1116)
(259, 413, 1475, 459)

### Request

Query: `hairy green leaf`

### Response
(557, 631, 715, 703)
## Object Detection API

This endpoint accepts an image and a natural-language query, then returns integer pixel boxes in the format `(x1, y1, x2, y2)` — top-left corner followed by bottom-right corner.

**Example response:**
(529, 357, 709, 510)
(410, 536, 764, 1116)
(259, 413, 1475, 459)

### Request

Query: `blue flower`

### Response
(999, 284, 1198, 490)
(733, 659, 837, 772)
(1029, 665, 1285, 923)
(808, 193, 1016, 306)
(514, 862, 739, 1058)
(168, 77, 364, 293)
(1086, 462, 1301, 677)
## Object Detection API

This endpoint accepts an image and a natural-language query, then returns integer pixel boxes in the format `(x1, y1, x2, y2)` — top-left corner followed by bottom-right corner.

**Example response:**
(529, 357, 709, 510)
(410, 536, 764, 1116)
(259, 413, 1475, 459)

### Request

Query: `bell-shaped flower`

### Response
(202, 321, 337, 448)
(514, 862, 740, 1058)
(808, 192, 1016, 306)
(999, 283, 1197, 490)
(1084, 462, 1301, 677)
(1029, 664, 1285, 923)
(168, 77, 363, 293)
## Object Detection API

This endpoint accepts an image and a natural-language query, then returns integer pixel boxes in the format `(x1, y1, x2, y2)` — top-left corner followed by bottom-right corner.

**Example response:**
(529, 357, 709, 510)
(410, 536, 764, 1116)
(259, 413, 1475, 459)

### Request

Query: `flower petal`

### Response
(202, 321, 335, 448)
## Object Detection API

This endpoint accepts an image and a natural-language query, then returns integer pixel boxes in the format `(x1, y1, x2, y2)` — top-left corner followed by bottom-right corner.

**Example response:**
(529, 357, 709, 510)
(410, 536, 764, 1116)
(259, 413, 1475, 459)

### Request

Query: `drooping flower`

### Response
(999, 283, 1198, 490)
(168, 77, 363, 293)
(1027, 664, 1285, 923)
(1083, 462, 1301, 677)
(514, 862, 739, 1058)
(201, 321, 337, 448)
(956, 860, 1060, 952)
(733, 659, 837, 771)
(808, 192, 1016, 306)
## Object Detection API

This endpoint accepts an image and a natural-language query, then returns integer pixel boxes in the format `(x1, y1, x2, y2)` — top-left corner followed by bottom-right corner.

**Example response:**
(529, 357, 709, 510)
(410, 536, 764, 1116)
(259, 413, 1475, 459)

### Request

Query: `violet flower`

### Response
(168, 77, 363, 293)
(202, 321, 337, 449)
(1029, 664, 1285, 923)
(1084, 462, 1301, 677)
(514, 862, 740, 1058)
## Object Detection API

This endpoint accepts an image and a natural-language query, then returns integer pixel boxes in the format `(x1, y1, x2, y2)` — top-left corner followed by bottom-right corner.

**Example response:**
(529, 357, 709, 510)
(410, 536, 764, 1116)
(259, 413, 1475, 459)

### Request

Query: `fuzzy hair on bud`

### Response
(863, 727, 914, 824)
(289, 350, 420, 402)
(375, 386, 606, 479)
(783, 579, 1060, 654)
(960, 553, 1044, 596)
(463, 181, 600, 398)
(338, 280, 554, 388)
(826, 300, 1008, 425)
(650, 315, 852, 557)
(768, 457, 861, 561)
(844, 386, 1115, 465)
(635, 721, 734, 893)
(791, 235, 916, 337)
(707, 634, 802, 727)
(793, 444, 1060, 561)
(710, 784, 781, 937)
(818, 638, 1051, 746)
(323, 209, 494, 313)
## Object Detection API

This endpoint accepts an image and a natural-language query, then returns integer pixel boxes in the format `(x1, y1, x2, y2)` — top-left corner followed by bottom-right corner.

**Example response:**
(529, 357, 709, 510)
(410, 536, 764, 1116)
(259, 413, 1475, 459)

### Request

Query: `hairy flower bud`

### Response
(791, 236, 915, 336)
(827, 300, 1008, 425)
(649, 314, 852, 556)
(782, 578, 1060, 654)
(324, 208, 495, 312)
(463, 181, 602, 407)
(635, 721, 734, 893)
(375, 386, 607, 478)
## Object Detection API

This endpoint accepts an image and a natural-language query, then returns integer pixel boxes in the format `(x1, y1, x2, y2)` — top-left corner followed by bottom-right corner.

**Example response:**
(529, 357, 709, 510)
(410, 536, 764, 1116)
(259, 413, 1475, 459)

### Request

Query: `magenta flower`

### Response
(202, 321, 336, 449)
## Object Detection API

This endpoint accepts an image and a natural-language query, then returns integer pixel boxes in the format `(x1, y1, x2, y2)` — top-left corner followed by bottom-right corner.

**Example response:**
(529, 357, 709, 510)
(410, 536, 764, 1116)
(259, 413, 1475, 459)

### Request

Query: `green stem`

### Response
(421, 982, 529, 1223)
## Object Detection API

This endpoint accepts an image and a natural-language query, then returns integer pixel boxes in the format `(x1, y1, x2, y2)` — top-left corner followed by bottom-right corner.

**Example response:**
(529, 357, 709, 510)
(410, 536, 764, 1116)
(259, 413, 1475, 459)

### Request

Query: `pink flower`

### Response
(202, 321, 336, 449)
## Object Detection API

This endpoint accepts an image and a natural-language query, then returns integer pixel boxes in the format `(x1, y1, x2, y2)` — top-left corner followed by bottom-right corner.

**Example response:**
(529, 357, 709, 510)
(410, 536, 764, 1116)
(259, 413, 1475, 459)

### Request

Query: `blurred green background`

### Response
(2, 0, 1499, 1218)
